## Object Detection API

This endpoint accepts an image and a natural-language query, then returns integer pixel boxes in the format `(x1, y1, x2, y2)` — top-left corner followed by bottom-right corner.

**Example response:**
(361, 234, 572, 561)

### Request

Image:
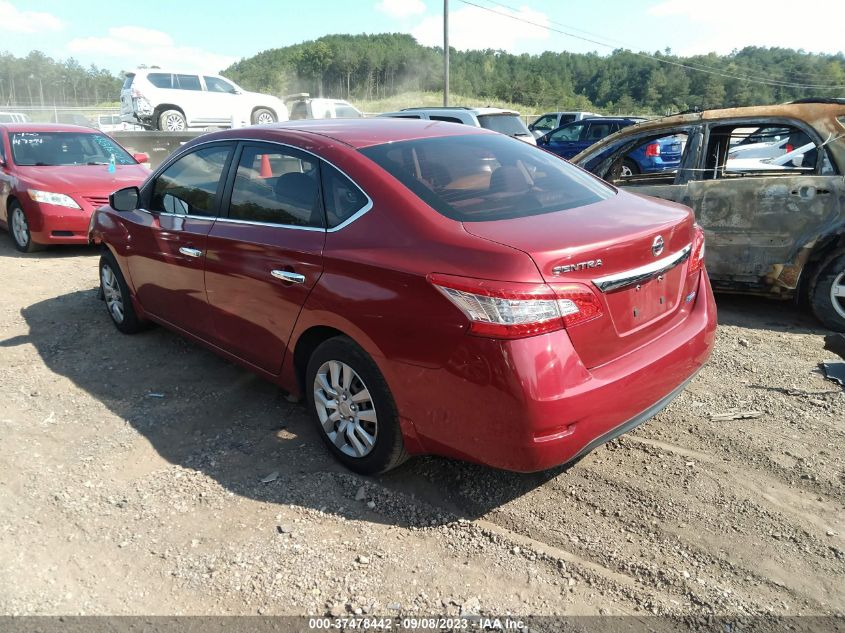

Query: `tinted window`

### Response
(477, 114, 531, 137)
(10, 132, 135, 166)
(585, 122, 618, 141)
(334, 105, 362, 118)
(228, 145, 323, 227)
(361, 134, 614, 222)
(290, 102, 308, 120)
(150, 145, 231, 216)
(175, 74, 201, 91)
(430, 115, 464, 124)
(531, 114, 557, 131)
(147, 73, 173, 89)
(559, 114, 577, 125)
(204, 76, 236, 94)
(122, 74, 135, 90)
(322, 163, 369, 228)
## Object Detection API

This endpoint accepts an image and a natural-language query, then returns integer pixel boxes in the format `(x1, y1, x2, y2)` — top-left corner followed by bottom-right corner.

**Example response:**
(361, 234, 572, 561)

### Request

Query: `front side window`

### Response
(150, 145, 232, 216)
(361, 133, 614, 222)
(204, 76, 237, 94)
(531, 114, 557, 132)
(174, 74, 201, 91)
(549, 122, 586, 142)
(322, 163, 369, 228)
(228, 145, 323, 228)
(10, 132, 135, 166)
(584, 122, 619, 141)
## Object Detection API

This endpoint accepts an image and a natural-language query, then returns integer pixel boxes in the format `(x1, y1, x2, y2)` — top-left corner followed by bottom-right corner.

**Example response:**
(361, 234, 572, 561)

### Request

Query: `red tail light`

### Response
(785, 143, 794, 153)
(645, 142, 660, 157)
(428, 273, 603, 339)
(688, 224, 706, 275)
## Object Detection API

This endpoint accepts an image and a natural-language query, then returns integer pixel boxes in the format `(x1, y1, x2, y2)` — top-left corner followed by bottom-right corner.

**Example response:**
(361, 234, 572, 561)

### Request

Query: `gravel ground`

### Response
(0, 238, 843, 624)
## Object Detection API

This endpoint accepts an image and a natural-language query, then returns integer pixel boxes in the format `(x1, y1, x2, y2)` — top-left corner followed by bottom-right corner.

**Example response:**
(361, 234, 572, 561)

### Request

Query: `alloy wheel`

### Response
(11, 207, 29, 248)
(257, 112, 275, 125)
(164, 113, 185, 131)
(831, 271, 845, 321)
(101, 264, 125, 323)
(620, 164, 633, 177)
(313, 360, 378, 458)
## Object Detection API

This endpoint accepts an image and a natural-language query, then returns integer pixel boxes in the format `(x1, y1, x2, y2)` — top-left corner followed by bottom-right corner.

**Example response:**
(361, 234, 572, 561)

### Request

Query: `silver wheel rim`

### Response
(101, 264, 125, 323)
(831, 271, 845, 320)
(163, 113, 185, 131)
(256, 112, 274, 125)
(621, 164, 633, 177)
(313, 360, 378, 458)
(11, 207, 29, 247)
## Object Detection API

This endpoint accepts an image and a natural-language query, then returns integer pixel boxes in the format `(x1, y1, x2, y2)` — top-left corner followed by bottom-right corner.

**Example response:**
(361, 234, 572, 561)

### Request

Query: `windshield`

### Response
(11, 132, 136, 166)
(360, 133, 614, 222)
(477, 114, 532, 137)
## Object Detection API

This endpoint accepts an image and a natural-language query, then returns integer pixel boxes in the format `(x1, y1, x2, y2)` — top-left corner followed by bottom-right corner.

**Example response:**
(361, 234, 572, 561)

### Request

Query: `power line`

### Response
(457, 0, 845, 90)
(483, 0, 842, 85)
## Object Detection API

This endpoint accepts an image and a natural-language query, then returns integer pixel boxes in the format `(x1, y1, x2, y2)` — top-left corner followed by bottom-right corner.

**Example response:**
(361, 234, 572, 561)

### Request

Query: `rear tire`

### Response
(251, 108, 276, 125)
(8, 201, 44, 253)
(621, 159, 640, 177)
(305, 337, 408, 475)
(157, 109, 186, 131)
(809, 251, 845, 332)
(99, 252, 146, 334)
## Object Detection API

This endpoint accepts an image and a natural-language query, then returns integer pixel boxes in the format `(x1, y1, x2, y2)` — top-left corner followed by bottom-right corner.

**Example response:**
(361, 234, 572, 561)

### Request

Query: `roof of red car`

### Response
(0, 123, 100, 134)
(257, 118, 491, 149)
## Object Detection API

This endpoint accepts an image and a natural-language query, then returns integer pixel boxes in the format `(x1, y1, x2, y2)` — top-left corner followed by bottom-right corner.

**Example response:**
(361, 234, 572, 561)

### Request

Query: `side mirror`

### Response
(110, 186, 140, 212)
(133, 152, 149, 164)
(538, 136, 548, 146)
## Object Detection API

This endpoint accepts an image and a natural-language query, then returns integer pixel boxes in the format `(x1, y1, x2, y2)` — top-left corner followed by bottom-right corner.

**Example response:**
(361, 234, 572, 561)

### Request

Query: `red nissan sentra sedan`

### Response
(90, 119, 716, 474)
(0, 123, 150, 252)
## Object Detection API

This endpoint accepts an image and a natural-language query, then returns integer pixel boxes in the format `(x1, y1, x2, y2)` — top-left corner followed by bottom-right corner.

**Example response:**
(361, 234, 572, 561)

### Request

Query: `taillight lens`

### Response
(645, 142, 661, 157)
(428, 273, 603, 339)
(688, 224, 706, 275)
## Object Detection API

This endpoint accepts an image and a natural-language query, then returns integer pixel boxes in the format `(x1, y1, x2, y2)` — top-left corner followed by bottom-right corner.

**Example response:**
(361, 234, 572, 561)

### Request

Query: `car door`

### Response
(542, 121, 587, 159)
(172, 74, 205, 126)
(201, 76, 242, 126)
(684, 118, 843, 284)
(203, 142, 326, 374)
(125, 142, 235, 337)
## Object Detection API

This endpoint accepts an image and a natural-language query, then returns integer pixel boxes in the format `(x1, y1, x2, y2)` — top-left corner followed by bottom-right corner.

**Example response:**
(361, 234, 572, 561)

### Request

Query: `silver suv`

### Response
(377, 107, 536, 145)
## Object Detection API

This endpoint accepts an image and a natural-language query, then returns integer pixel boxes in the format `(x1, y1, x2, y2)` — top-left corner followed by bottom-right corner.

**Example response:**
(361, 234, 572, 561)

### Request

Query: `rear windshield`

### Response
(11, 132, 135, 166)
(122, 74, 134, 90)
(360, 134, 614, 222)
(477, 114, 532, 137)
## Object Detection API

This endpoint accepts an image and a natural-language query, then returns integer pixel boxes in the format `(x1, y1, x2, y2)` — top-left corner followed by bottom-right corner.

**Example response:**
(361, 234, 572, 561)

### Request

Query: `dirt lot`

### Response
(0, 237, 843, 624)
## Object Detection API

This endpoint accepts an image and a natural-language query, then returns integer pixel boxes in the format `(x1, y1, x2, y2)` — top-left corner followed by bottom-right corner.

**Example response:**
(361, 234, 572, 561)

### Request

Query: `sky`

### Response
(2, 0, 843, 74)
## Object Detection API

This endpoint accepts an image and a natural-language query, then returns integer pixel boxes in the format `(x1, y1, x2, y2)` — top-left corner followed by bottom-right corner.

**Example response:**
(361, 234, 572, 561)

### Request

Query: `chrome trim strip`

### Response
(152, 136, 374, 233)
(592, 244, 691, 293)
(214, 216, 326, 232)
(271, 270, 306, 284)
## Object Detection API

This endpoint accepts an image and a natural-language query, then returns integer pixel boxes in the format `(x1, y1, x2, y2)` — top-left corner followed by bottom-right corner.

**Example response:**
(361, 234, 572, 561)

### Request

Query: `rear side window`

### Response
(360, 134, 614, 222)
(147, 73, 173, 89)
(290, 102, 308, 120)
(430, 115, 464, 124)
(175, 74, 201, 91)
(122, 74, 135, 90)
(322, 163, 369, 228)
(228, 145, 323, 227)
(559, 114, 576, 125)
(585, 121, 619, 141)
(477, 114, 531, 137)
(150, 145, 232, 216)
(334, 105, 361, 118)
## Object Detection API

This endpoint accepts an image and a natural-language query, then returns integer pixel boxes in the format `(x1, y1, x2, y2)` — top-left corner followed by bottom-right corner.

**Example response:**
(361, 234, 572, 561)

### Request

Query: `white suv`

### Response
(377, 106, 536, 144)
(120, 69, 288, 131)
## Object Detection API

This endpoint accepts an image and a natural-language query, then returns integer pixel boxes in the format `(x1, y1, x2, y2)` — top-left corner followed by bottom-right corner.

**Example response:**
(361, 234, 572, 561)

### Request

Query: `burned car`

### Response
(573, 99, 845, 331)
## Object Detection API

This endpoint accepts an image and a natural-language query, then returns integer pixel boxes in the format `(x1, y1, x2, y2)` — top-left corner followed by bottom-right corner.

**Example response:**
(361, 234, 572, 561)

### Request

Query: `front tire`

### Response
(158, 109, 186, 131)
(9, 201, 44, 253)
(621, 159, 640, 178)
(306, 337, 408, 475)
(809, 251, 845, 332)
(99, 252, 146, 334)
(252, 108, 276, 125)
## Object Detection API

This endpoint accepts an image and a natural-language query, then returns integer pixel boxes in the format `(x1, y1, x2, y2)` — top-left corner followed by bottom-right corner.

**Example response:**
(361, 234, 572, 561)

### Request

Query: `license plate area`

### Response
(604, 266, 683, 335)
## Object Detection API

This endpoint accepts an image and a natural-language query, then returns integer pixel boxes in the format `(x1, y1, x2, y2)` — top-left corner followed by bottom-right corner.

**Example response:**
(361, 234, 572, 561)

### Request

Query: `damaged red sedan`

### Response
(90, 119, 716, 474)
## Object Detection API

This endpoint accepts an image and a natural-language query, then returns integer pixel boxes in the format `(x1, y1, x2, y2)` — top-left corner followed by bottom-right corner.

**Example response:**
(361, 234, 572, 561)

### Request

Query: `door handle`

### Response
(179, 246, 203, 258)
(271, 270, 306, 284)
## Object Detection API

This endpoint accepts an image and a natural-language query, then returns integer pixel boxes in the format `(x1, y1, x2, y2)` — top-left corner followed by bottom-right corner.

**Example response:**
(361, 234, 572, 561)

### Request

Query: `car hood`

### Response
(15, 164, 149, 193)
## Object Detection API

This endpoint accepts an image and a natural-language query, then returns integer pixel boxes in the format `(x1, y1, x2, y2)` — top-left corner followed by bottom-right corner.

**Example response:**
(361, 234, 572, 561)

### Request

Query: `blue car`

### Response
(538, 117, 684, 176)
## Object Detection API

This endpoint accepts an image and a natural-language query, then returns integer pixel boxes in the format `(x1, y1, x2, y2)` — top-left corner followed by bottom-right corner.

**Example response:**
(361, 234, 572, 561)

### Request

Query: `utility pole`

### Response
(443, 0, 449, 106)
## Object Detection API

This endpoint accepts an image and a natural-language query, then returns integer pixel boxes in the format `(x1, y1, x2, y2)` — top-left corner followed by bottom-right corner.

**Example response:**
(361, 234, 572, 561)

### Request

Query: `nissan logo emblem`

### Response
(652, 235, 664, 257)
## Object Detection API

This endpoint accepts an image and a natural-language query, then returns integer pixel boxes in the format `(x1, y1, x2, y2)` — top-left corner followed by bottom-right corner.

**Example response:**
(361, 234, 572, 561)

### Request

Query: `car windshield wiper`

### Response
(86, 161, 109, 165)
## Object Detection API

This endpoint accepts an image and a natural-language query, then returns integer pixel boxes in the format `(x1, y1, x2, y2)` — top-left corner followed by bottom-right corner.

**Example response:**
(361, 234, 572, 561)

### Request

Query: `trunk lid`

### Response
(463, 190, 699, 368)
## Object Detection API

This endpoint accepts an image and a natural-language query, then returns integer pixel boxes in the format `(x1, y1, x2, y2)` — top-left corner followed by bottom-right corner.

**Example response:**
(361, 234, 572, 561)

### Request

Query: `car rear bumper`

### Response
(385, 271, 717, 472)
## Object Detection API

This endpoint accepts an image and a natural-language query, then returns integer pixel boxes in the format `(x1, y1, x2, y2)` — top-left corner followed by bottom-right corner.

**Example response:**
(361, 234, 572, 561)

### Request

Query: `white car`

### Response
(285, 94, 363, 120)
(97, 114, 143, 132)
(377, 107, 536, 145)
(120, 69, 288, 131)
(726, 142, 817, 172)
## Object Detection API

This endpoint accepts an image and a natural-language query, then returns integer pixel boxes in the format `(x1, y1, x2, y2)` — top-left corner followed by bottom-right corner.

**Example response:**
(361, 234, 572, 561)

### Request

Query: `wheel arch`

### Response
(796, 230, 845, 305)
(153, 104, 187, 128)
(251, 105, 277, 121)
